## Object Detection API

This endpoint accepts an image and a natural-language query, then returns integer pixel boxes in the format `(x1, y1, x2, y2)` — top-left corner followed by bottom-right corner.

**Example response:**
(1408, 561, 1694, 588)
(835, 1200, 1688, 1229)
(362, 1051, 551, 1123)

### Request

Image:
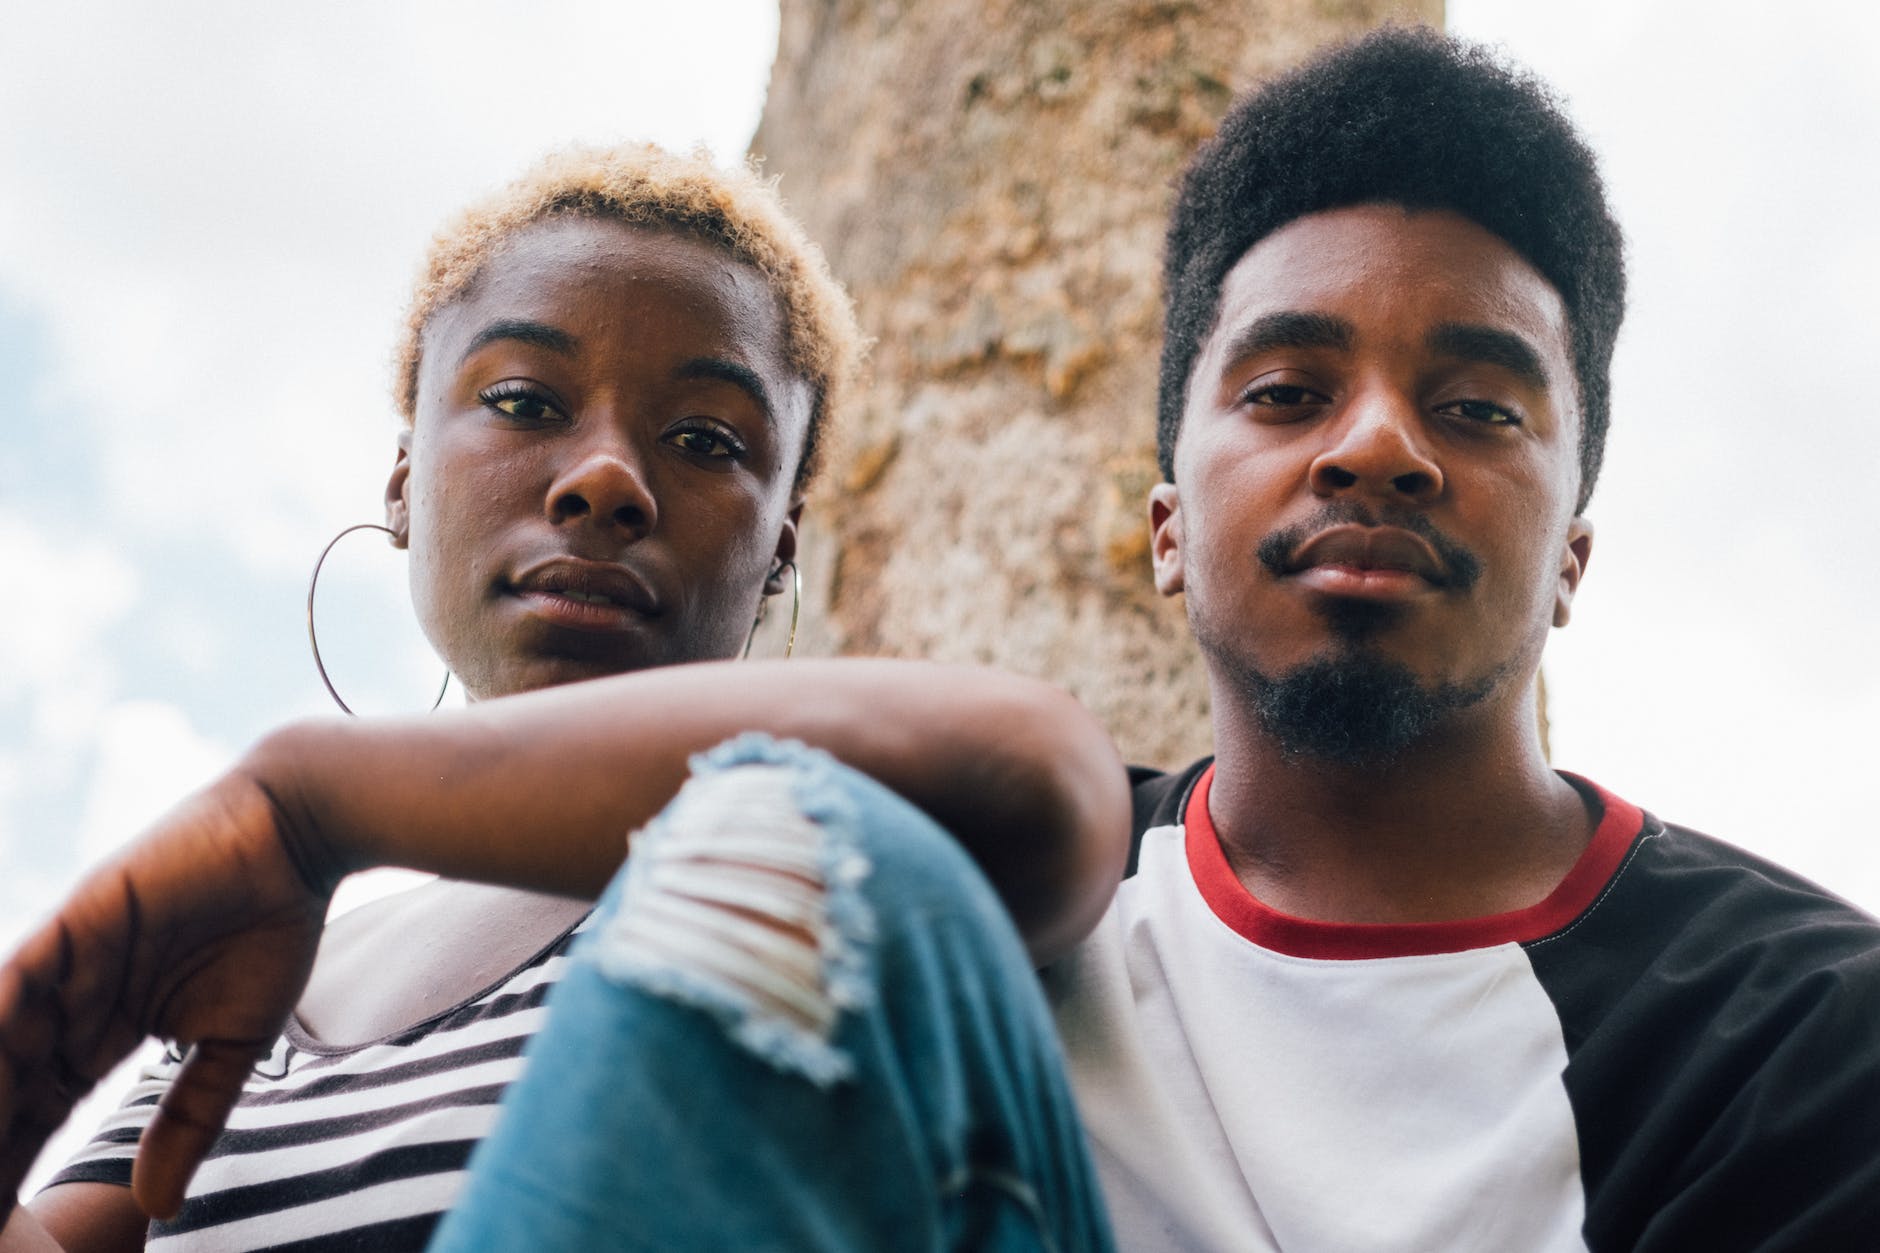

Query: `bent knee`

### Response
(590, 746, 875, 1085)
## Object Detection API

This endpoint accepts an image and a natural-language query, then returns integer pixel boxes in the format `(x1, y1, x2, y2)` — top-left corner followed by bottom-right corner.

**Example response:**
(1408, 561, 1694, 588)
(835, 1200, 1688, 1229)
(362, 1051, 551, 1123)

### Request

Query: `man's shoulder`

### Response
(1529, 803, 1880, 1067)
(1125, 758, 1212, 877)
(1611, 813, 1880, 953)
(1546, 808, 1880, 1250)
(1127, 758, 1212, 831)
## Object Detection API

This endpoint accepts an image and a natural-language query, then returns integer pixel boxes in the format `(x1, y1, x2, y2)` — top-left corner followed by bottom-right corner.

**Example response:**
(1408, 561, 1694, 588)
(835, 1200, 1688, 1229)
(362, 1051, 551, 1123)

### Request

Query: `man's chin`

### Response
(1317, 594, 1411, 642)
(1240, 651, 1494, 767)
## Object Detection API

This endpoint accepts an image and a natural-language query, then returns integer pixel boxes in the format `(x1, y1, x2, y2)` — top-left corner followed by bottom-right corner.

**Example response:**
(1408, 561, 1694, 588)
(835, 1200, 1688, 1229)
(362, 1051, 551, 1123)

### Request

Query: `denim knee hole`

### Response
(589, 753, 874, 1087)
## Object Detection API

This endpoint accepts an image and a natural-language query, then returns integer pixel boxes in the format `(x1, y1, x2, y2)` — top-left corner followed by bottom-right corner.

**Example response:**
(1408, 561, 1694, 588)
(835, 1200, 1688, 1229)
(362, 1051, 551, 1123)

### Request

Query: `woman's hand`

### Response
(0, 768, 332, 1223)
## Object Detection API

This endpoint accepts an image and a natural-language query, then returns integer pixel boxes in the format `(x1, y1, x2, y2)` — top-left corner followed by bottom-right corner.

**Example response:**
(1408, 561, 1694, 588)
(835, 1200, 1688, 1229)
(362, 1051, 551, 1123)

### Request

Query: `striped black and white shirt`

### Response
(46, 917, 586, 1250)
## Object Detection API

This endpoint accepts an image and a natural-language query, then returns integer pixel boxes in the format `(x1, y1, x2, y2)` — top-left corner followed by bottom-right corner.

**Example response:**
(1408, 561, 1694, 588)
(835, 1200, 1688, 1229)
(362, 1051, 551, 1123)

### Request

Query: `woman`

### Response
(0, 145, 1125, 1250)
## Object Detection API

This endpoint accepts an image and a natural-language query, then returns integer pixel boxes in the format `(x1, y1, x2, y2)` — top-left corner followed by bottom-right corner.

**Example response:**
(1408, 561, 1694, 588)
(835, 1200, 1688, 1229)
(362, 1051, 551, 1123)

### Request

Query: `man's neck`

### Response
(1205, 698, 1599, 926)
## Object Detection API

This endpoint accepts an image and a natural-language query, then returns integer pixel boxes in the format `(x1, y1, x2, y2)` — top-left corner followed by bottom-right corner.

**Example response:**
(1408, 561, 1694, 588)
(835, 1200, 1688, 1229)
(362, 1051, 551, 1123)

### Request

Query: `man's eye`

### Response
(1243, 384, 1323, 406)
(1443, 399, 1520, 426)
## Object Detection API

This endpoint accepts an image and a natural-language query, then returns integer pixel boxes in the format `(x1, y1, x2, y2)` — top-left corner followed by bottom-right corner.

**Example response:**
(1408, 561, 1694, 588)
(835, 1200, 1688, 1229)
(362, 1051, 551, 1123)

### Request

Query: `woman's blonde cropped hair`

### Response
(394, 143, 863, 488)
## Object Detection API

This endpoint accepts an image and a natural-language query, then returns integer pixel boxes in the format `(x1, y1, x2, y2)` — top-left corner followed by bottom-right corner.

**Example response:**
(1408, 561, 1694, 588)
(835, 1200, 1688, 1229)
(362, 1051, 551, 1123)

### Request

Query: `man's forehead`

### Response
(1208, 204, 1574, 358)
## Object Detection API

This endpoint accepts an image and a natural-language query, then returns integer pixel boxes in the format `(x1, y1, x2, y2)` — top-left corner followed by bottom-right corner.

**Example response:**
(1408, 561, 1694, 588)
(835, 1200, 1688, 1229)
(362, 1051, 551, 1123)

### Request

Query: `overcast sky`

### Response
(3, 0, 1876, 1195)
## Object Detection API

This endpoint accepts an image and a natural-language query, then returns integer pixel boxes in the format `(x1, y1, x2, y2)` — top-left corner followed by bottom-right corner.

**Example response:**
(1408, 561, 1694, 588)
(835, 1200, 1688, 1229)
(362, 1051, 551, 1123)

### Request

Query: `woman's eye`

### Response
(666, 423, 745, 460)
(1442, 399, 1521, 426)
(480, 385, 563, 423)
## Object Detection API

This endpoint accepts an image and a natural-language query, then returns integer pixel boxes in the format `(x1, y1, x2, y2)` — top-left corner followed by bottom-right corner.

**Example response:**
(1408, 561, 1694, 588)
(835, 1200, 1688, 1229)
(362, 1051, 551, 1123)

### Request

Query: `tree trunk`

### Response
(752, 0, 1442, 767)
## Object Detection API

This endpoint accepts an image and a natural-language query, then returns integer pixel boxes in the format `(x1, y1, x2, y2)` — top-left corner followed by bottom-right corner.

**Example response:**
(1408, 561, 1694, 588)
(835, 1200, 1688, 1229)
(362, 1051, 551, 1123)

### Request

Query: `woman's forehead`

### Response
(461, 218, 778, 327)
(421, 218, 791, 373)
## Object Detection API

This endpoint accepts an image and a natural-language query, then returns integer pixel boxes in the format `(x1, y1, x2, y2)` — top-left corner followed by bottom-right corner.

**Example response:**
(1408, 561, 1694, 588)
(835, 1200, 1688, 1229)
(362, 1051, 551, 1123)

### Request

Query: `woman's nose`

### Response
(1307, 392, 1444, 505)
(546, 440, 657, 536)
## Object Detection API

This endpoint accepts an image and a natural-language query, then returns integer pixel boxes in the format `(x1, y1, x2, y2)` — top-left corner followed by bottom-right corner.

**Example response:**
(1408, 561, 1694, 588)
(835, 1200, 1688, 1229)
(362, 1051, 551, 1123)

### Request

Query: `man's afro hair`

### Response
(1157, 26, 1626, 511)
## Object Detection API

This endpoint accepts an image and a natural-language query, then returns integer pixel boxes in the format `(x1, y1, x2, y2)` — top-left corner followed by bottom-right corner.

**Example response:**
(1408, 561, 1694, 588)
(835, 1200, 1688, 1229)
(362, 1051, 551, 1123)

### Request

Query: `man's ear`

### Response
(384, 431, 413, 550)
(765, 500, 804, 595)
(1149, 482, 1184, 597)
(1553, 515, 1595, 627)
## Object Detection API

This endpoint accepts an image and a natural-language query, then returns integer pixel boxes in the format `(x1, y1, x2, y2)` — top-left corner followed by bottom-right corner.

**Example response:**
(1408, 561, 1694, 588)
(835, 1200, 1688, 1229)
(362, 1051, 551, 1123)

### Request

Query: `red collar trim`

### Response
(1183, 764, 1645, 959)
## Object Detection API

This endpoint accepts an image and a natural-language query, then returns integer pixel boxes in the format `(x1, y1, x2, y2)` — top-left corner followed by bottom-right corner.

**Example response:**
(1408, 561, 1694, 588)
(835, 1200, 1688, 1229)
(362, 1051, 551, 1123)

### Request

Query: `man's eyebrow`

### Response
(675, 357, 774, 420)
(459, 319, 578, 363)
(1427, 323, 1551, 390)
(1216, 311, 1354, 367)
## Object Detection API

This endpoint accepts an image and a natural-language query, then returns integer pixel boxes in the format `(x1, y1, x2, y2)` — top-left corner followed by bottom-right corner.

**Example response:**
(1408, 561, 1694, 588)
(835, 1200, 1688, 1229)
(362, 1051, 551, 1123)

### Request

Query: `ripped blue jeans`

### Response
(429, 735, 1115, 1252)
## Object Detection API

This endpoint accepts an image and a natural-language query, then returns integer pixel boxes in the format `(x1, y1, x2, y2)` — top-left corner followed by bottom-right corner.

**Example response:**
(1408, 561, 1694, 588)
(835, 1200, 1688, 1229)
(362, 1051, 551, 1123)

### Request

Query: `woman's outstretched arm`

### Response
(273, 658, 1129, 960)
(0, 659, 1129, 1231)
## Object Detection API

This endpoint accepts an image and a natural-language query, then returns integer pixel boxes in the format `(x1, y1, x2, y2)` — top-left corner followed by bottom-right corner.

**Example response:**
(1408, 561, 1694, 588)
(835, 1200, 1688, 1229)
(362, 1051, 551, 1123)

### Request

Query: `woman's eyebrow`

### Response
(459, 319, 578, 363)
(1426, 322, 1550, 390)
(675, 357, 774, 421)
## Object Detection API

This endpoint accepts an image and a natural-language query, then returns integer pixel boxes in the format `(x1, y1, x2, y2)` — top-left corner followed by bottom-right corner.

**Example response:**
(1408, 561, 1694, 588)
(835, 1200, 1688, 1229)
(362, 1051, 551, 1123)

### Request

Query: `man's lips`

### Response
(510, 557, 660, 629)
(1283, 524, 1450, 595)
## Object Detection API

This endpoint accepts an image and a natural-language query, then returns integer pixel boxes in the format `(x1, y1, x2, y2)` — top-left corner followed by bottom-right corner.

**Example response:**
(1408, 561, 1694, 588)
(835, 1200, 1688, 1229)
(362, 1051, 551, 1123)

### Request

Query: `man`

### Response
(1045, 25, 1880, 1252)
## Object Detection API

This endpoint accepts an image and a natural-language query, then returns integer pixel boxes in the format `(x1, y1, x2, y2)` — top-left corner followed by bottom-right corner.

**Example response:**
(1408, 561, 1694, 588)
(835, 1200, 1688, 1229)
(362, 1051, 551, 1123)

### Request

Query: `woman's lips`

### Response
(517, 588, 649, 631)
(510, 557, 660, 631)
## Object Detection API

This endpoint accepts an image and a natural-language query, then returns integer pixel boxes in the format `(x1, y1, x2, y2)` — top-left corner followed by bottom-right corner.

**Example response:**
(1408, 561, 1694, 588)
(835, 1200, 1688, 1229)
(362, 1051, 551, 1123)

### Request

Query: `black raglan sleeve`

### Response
(1525, 820, 1880, 1253)
(1125, 758, 1211, 879)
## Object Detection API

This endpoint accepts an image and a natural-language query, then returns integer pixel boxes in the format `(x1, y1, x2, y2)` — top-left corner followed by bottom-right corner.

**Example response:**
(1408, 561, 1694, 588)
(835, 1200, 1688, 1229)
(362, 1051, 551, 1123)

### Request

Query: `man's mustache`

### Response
(1256, 501, 1483, 591)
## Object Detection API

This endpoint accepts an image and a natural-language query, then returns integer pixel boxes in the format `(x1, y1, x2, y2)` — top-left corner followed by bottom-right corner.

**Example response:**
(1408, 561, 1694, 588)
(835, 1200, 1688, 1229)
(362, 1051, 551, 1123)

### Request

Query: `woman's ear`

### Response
(765, 501, 804, 595)
(384, 432, 413, 549)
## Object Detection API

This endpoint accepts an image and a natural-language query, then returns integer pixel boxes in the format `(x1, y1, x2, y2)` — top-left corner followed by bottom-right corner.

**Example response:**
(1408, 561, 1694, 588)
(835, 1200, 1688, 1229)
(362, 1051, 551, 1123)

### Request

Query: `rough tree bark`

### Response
(752, 0, 1442, 767)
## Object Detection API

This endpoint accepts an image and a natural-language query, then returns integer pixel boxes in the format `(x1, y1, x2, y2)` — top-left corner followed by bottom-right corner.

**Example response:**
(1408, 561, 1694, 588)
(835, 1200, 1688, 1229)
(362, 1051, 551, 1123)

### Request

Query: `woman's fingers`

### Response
(132, 1038, 272, 1220)
(0, 965, 40, 1218)
(0, 882, 154, 1202)
(0, 771, 328, 1222)
(0, 950, 80, 1215)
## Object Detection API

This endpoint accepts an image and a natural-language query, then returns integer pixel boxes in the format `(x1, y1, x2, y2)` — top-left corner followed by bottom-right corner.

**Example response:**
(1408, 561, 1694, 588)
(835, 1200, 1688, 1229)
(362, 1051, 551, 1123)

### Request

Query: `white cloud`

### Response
(0, 510, 139, 882)
(73, 701, 235, 864)
(0, 513, 138, 705)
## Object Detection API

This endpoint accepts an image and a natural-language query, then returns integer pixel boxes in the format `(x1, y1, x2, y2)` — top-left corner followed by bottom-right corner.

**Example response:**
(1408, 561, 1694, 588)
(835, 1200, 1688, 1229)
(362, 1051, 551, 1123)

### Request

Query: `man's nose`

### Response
(1307, 389, 1444, 505)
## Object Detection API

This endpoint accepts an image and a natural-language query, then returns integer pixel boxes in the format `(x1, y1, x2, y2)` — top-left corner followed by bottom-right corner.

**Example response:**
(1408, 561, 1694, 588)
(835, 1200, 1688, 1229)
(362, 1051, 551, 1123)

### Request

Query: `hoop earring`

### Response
(742, 561, 801, 661)
(307, 522, 451, 716)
